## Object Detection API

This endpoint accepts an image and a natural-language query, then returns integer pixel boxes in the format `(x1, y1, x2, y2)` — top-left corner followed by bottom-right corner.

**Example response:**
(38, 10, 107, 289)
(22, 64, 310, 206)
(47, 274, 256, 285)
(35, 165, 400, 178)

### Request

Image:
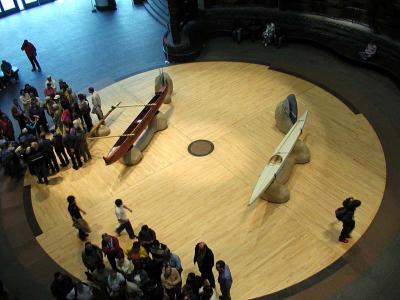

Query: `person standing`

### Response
(88, 87, 104, 121)
(39, 133, 60, 174)
(101, 233, 122, 271)
(114, 199, 135, 239)
(66, 281, 95, 300)
(138, 224, 157, 252)
(10, 98, 27, 131)
(337, 197, 362, 243)
(20, 89, 31, 117)
(107, 269, 127, 298)
(21, 39, 41, 72)
(63, 128, 82, 170)
(51, 129, 69, 167)
(216, 260, 232, 300)
(44, 82, 56, 98)
(67, 195, 90, 240)
(45, 75, 57, 90)
(0, 110, 15, 141)
(161, 265, 182, 300)
(115, 251, 134, 280)
(67, 88, 78, 106)
(82, 242, 104, 273)
(194, 242, 215, 288)
(165, 251, 183, 275)
(78, 94, 93, 132)
(1, 59, 19, 84)
(74, 122, 91, 162)
(27, 142, 49, 185)
(50, 272, 74, 300)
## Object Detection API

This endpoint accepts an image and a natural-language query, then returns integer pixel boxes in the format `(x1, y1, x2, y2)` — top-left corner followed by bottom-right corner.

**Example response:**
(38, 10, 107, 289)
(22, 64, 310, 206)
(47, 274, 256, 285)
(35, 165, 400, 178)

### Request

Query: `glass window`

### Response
(16, 0, 24, 9)
(1, 0, 16, 10)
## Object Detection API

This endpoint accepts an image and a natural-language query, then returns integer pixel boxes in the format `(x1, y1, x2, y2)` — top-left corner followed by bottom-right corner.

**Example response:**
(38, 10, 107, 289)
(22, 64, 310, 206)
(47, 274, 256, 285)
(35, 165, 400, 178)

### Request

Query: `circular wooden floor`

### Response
(28, 62, 386, 299)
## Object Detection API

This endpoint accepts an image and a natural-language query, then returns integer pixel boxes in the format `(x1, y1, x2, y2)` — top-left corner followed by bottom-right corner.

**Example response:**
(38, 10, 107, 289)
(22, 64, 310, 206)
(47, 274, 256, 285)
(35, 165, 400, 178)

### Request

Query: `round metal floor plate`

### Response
(188, 140, 214, 157)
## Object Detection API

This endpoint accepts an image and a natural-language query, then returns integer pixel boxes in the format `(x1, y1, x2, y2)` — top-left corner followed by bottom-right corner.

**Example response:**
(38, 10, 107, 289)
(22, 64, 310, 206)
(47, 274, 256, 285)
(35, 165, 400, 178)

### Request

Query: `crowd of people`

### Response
(52, 196, 233, 300)
(0, 74, 104, 183)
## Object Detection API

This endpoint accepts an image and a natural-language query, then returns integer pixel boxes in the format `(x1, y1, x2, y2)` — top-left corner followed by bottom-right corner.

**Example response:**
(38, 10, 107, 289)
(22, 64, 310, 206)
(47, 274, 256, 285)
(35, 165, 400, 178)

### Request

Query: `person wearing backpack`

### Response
(336, 197, 362, 243)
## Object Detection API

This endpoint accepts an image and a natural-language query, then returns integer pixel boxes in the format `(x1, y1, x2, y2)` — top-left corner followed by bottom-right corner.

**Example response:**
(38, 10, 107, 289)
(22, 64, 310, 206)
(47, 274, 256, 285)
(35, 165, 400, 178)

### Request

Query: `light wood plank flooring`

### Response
(28, 62, 386, 299)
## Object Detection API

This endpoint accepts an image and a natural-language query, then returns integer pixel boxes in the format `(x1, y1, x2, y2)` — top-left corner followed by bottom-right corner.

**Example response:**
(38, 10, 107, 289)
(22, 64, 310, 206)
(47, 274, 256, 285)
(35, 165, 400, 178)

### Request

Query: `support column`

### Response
(168, 0, 182, 44)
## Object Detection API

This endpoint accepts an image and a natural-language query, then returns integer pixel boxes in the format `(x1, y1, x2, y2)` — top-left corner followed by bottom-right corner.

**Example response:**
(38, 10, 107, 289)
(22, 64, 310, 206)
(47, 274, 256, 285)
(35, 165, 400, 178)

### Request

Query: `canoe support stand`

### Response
(120, 112, 168, 166)
(155, 72, 173, 104)
(95, 125, 111, 137)
(261, 139, 311, 203)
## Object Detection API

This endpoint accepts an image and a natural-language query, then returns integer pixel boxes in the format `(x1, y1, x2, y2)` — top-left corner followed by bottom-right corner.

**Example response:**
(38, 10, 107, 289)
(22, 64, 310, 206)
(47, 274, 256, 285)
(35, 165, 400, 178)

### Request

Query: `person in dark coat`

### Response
(50, 129, 69, 167)
(28, 142, 49, 184)
(67, 195, 90, 240)
(182, 272, 203, 298)
(0, 110, 15, 141)
(29, 100, 48, 134)
(39, 133, 59, 174)
(21, 39, 41, 72)
(63, 128, 82, 170)
(1, 59, 19, 84)
(50, 272, 73, 300)
(24, 83, 39, 97)
(339, 197, 362, 243)
(138, 224, 157, 253)
(18, 128, 35, 147)
(73, 124, 91, 162)
(10, 98, 27, 131)
(1, 144, 16, 177)
(193, 242, 215, 288)
(78, 93, 93, 132)
(82, 241, 104, 273)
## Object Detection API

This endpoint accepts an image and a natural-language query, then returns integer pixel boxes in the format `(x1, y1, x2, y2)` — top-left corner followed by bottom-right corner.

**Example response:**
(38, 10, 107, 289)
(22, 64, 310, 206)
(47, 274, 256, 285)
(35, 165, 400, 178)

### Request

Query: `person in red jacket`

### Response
(21, 39, 41, 72)
(101, 233, 122, 271)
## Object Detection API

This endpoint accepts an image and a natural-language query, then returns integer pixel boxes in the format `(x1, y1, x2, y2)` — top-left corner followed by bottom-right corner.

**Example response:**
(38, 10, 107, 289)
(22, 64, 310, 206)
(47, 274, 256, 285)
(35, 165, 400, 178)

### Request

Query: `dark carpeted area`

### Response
(22, 185, 42, 237)
(1, 2, 400, 299)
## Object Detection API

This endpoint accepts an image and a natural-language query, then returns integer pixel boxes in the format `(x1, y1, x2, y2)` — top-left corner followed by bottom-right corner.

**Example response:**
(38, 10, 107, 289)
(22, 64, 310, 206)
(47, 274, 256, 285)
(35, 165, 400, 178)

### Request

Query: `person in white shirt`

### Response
(45, 75, 57, 90)
(359, 40, 377, 60)
(114, 199, 135, 239)
(115, 251, 134, 278)
(88, 87, 104, 121)
(66, 281, 94, 300)
(107, 269, 126, 298)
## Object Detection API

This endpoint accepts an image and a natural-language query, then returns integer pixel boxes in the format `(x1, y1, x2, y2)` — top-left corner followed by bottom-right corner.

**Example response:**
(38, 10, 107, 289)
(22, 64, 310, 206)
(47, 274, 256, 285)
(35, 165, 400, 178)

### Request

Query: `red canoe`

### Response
(103, 84, 168, 165)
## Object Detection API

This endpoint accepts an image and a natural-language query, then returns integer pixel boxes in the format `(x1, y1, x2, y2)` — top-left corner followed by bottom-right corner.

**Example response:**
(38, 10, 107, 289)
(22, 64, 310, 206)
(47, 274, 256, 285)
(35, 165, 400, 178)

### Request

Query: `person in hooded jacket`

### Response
(339, 197, 362, 243)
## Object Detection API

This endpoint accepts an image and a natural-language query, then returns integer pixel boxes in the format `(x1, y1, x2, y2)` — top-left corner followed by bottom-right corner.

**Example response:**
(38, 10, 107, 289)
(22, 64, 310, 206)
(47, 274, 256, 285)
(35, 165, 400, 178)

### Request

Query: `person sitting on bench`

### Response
(1, 60, 19, 85)
(358, 40, 377, 61)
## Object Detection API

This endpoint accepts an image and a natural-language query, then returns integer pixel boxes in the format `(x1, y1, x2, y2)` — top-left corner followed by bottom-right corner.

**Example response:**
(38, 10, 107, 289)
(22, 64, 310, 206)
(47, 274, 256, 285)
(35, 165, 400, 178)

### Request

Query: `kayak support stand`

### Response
(261, 139, 310, 203)
(120, 112, 168, 166)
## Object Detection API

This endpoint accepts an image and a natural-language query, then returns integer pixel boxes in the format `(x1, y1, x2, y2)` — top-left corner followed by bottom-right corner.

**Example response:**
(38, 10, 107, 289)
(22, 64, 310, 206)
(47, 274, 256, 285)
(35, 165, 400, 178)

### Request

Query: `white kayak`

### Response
(248, 111, 308, 205)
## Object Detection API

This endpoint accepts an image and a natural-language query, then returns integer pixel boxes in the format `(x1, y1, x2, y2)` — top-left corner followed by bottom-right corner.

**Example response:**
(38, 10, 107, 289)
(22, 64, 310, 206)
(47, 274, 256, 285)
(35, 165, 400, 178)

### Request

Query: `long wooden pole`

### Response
(87, 133, 136, 140)
(88, 101, 122, 137)
(115, 104, 156, 108)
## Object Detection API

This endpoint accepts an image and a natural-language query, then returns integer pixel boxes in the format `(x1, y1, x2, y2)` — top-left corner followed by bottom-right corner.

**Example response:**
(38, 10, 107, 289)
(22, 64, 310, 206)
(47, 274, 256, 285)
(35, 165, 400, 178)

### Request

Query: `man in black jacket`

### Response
(339, 197, 362, 243)
(193, 242, 215, 288)
(50, 272, 73, 300)
(28, 142, 49, 184)
(62, 128, 82, 170)
(39, 133, 59, 174)
(51, 129, 69, 167)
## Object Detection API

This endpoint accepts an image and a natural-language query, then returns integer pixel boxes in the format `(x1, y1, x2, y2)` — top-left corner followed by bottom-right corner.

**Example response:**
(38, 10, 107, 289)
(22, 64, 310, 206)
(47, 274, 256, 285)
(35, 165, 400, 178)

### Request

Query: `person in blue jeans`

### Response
(216, 260, 233, 300)
(114, 199, 135, 239)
